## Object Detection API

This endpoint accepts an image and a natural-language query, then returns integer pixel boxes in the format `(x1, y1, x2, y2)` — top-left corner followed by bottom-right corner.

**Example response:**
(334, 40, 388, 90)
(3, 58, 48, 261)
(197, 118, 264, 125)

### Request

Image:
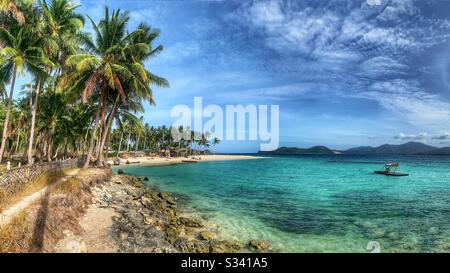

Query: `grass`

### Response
(53, 177, 82, 194)
(0, 211, 31, 252)
(0, 168, 79, 212)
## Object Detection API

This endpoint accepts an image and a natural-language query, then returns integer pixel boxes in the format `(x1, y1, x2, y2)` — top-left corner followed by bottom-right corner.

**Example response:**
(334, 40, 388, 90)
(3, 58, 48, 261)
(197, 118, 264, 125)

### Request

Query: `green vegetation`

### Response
(258, 146, 336, 155)
(0, 0, 176, 167)
(109, 124, 221, 157)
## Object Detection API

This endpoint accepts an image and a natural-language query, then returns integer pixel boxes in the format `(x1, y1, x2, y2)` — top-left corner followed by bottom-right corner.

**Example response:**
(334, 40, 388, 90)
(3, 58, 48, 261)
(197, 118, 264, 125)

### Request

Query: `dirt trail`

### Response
(0, 169, 80, 227)
(54, 204, 118, 253)
(54, 184, 119, 253)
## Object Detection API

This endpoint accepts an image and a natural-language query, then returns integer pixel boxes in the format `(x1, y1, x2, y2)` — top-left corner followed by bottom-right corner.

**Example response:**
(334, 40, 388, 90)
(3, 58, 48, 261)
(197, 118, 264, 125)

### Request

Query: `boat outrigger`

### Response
(374, 162, 409, 176)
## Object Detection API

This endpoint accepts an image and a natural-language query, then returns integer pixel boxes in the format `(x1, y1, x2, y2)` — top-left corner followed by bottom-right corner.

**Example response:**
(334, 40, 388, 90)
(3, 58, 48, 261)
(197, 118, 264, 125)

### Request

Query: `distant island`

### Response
(258, 142, 450, 155)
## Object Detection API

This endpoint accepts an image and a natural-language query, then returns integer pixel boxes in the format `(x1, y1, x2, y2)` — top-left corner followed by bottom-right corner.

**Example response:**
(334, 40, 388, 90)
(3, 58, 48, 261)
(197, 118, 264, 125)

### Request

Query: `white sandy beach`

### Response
(107, 154, 261, 166)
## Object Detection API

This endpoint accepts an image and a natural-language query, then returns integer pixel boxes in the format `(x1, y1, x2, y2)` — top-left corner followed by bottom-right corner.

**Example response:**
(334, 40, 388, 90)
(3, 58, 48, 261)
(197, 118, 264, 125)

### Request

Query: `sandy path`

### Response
(54, 182, 120, 253)
(79, 204, 118, 252)
(54, 204, 118, 253)
(0, 169, 80, 227)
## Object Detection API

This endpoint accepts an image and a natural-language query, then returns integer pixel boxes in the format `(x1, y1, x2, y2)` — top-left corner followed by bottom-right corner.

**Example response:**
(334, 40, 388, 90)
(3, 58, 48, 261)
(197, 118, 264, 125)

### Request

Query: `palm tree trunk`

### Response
(104, 128, 111, 159)
(63, 137, 68, 158)
(47, 138, 52, 162)
(27, 80, 41, 165)
(117, 131, 123, 158)
(126, 133, 131, 151)
(97, 95, 119, 167)
(0, 65, 16, 163)
(14, 131, 20, 153)
(83, 109, 100, 168)
(135, 134, 140, 152)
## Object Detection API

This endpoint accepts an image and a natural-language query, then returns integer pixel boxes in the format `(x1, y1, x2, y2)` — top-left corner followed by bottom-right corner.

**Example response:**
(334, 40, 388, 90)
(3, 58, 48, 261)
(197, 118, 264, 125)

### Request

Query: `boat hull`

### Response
(374, 171, 409, 176)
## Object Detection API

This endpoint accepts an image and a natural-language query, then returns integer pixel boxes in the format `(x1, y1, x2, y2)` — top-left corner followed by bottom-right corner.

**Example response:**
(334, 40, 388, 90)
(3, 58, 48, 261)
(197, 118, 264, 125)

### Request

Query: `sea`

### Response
(113, 154, 450, 253)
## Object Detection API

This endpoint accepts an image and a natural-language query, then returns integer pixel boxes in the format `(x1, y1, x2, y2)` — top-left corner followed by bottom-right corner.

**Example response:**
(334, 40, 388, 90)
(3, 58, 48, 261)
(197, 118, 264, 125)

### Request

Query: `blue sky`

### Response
(12, 0, 450, 152)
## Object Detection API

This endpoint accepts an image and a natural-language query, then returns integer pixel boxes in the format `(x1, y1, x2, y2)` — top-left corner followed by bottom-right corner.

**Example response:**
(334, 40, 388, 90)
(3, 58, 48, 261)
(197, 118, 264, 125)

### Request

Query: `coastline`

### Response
(54, 171, 271, 253)
(107, 154, 262, 167)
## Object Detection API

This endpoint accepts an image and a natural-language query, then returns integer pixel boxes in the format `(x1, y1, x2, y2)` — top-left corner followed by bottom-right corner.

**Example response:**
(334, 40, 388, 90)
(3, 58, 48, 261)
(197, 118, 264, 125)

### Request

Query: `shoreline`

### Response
(107, 154, 262, 167)
(55, 172, 271, 253)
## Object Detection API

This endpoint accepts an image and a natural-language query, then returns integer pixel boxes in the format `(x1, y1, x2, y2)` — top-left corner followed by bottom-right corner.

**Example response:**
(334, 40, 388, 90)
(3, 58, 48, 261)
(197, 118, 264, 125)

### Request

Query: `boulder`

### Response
(117, 169, 125, 174)
(209, 240, 242, 253)
(199, 231, 216, 241)
(165, 226, 181, 244)
(248, 240, 270, 252)
(185, 240, 209, 253)
(179, 217, 204, 228)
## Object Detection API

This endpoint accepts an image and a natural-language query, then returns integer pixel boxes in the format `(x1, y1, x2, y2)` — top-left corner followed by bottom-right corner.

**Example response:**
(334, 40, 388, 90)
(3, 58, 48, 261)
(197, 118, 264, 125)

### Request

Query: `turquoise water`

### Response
(114, 155, 450, 253)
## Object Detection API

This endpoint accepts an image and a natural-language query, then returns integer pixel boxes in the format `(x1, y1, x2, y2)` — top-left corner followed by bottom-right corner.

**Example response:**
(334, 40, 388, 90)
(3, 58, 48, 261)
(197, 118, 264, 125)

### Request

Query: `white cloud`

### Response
(150, 41, 201, 65)
(376, 0, 418, 22)
(235, 0, 450, 61)
(432, 133, 450, 140)
(358, 56, 408, 78)
(227, 1, 450, 129)
(394, 132, 428, 140)
(249, 1, 285, 25)
(359, 79, 450, 127)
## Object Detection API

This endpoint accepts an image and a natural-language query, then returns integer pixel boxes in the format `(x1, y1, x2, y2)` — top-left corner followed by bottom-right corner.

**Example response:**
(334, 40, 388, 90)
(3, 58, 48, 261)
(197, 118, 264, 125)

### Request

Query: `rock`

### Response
(248, 240, 270, 251)
(169, 218, 179, 227)
(184, 227, 198, 237)
(428, 227, 438, 234)
(79, 241, 87, 253)
(179, 217, 203, 228)
(144, 216, 158, 226)
(209, 240, 242, 253)
(117, 169, 125, 174)
(199, 231, 216, 241)
(165, 226, 181, 244)
(387, 232, 399, 240)
(120, 232, 129, 240)
(166, 197, 176, 206)
(128, 188, 145, 199)
(99, 201, 109, 208)
(185, 240, 209, 253)
(143, 176, 149, 181)
(158, 192, 169, 200)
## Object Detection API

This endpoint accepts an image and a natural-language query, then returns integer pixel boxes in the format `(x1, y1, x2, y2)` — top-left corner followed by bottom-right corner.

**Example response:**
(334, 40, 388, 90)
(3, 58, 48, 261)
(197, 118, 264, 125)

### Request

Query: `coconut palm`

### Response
(62, 7, 167, 167)
(0, 22, 50, 163)
(36, 87, 70, 161)
(212, 137, 220, 152)
(94, 22, 167, 166)
(26, 0, 84, 165)
(0, 0, 32, 25)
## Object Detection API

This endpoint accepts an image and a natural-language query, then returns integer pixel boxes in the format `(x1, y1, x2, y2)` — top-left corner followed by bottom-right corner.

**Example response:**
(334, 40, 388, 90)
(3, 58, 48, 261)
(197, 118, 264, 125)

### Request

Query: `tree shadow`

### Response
(29, 188, 51, 252)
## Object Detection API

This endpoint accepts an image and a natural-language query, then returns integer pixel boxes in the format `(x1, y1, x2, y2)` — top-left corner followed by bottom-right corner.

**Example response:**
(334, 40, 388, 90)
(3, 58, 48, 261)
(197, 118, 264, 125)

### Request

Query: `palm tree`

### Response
(143, 122, 150, 151)
(25, 0, 84, 164)
(134, 115, 144, 152)
(0, 22, 49, 163)
(62, 8, 167, 167)
(38, 86, 71, 162)
(63, 8, 148, 166)
(95, 22, 166, 165)
(212, 137, 220, 153)
(0, 0, 31, 25)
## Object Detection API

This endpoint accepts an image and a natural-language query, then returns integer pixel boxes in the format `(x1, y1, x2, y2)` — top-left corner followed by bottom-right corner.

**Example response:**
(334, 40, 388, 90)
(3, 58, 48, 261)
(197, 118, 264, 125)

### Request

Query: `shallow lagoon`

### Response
(115, 155, 450, 252)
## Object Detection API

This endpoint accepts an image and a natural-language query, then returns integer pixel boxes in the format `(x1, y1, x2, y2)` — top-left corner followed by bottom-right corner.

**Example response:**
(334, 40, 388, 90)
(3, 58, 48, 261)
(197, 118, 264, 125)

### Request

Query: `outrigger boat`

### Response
(374, 162, 409, 176)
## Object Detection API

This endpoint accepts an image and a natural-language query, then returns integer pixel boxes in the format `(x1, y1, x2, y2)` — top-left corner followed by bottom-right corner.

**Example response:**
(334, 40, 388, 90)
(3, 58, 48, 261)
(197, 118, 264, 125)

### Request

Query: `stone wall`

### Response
(0, 158, 83, 195)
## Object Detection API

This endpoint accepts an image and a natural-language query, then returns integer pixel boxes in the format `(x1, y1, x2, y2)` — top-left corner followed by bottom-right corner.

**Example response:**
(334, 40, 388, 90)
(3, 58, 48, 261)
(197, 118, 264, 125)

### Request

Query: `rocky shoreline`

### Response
(95, 174, 270, 253)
